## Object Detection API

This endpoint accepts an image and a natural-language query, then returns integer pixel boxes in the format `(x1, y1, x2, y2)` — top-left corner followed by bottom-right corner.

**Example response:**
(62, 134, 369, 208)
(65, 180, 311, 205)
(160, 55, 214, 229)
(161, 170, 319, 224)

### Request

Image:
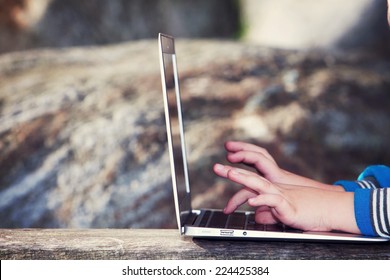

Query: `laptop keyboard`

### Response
(197, 210, 302, 233)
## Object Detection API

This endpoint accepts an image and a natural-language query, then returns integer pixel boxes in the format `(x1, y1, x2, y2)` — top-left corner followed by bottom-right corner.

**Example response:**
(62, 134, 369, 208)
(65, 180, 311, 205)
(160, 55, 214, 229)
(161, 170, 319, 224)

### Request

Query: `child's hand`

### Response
(221, 141, 344, 191)
(214, 164, 360, 233)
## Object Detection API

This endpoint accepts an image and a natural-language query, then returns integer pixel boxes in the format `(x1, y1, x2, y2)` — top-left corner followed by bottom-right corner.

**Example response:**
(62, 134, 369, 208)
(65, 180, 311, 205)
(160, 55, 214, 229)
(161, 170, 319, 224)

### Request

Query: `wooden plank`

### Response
(0, 229, 389, 260)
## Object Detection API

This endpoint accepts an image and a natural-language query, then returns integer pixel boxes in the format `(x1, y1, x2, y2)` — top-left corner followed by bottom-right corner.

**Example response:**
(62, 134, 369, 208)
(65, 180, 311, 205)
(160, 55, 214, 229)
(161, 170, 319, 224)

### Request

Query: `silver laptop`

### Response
(158, 33, 387, 242)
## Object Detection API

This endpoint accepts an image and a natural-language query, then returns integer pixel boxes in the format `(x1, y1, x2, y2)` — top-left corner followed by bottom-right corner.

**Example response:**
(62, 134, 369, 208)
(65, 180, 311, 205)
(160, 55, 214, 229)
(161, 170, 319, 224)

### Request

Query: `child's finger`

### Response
(226, 150, 279, 176)
(226, 168, 279, 195)
(225, 141, 276, 163)
(213, 163, 253, 178)
(255, 207, 279, 224)
(223, 187, 257, 214)
(248, 194, 291, 222)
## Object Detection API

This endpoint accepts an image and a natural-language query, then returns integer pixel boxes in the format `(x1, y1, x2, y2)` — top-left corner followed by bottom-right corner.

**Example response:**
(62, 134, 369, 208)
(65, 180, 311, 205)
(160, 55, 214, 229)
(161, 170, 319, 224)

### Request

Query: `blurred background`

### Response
(1, 0, 390, 53)
(0, 0, 389, 229)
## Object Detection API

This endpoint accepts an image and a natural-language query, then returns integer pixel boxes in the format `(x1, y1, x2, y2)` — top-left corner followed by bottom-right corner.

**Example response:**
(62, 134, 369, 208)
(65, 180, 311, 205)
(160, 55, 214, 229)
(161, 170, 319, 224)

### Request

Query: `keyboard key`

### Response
(208, 211, 229, 228)
(246, 215, 266, 231)
(227, 212, 247, 229)
(198, 210, 212, 227)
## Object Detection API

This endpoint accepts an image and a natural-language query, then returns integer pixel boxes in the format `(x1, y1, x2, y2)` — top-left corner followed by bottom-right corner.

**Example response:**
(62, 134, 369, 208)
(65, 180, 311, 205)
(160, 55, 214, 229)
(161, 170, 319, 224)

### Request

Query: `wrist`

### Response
(328, 191, 360, 234)
(324, 183, 345, 192)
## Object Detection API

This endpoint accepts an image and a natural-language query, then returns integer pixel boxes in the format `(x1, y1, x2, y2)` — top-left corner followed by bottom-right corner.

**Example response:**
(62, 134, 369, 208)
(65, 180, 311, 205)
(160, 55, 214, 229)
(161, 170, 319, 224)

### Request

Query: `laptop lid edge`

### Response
(158, 33, 192, 235)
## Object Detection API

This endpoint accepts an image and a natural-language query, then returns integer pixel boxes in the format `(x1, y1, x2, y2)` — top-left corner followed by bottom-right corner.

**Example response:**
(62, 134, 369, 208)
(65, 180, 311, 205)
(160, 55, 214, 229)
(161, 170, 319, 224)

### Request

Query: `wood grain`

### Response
(1, 229, 389, 260)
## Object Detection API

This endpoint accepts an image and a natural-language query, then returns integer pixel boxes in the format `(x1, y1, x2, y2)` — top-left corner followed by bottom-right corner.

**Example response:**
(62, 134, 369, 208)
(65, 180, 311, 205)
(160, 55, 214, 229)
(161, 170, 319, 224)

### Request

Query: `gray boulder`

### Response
(0, 40, 389, 228)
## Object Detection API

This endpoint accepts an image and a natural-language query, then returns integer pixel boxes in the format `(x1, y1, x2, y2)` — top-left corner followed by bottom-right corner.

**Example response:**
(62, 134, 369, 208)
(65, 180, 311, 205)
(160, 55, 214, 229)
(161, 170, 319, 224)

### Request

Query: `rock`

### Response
(0, 40, 389, 228)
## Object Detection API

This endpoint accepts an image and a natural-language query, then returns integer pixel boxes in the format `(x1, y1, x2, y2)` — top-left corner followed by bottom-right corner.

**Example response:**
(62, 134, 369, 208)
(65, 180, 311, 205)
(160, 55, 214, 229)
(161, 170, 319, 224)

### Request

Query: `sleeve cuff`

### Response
(354, 188, 376, 236)
(334, 180, 361, 192)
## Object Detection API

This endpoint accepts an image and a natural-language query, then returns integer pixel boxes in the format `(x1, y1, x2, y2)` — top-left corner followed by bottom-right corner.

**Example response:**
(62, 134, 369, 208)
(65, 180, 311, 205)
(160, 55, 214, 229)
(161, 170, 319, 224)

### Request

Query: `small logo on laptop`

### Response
(220, 230, 234, 236)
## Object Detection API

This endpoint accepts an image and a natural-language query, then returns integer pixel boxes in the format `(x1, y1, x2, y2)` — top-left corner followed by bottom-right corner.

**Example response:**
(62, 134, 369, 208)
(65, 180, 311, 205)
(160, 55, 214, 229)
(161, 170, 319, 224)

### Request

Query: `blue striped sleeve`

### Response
(334, 165, 390, 237)
(358, 165, 390, 188)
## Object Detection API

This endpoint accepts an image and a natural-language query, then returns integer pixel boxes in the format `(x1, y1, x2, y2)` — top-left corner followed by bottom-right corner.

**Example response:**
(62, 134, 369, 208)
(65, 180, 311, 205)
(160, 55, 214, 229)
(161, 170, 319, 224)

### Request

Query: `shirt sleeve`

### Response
(334, 165, 390, 237)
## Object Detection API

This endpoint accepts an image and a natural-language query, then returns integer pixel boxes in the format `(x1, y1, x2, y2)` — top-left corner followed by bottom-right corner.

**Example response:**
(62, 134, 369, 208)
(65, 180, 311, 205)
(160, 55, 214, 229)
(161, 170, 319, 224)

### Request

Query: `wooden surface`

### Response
(0, 229, 389, 260)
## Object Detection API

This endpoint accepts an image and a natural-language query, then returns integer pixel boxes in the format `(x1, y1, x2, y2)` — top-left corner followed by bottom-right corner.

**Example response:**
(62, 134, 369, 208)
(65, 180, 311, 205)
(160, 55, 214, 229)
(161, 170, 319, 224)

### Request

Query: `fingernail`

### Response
(214, 164, 223, 171)
(248, 198, 255, 205)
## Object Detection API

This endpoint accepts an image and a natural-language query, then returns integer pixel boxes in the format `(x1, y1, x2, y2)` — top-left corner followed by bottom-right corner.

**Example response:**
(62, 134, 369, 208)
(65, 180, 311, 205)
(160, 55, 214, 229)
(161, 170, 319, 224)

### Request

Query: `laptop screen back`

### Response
(158, 34, 192, 232)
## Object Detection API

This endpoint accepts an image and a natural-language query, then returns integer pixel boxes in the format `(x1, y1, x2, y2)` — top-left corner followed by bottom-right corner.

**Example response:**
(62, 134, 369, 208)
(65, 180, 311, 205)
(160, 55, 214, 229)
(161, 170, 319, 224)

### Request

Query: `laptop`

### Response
(158, 33, 387, 242)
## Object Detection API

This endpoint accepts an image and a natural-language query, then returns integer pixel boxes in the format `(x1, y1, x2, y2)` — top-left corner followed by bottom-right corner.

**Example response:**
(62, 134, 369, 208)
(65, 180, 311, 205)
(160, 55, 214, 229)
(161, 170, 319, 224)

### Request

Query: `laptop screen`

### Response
(158, 34, 192, 231)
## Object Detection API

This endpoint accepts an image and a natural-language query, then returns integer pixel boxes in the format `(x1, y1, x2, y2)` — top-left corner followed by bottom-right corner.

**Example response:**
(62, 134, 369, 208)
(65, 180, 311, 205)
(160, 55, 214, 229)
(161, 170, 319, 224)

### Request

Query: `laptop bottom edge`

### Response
(182, 208, 388, 243)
